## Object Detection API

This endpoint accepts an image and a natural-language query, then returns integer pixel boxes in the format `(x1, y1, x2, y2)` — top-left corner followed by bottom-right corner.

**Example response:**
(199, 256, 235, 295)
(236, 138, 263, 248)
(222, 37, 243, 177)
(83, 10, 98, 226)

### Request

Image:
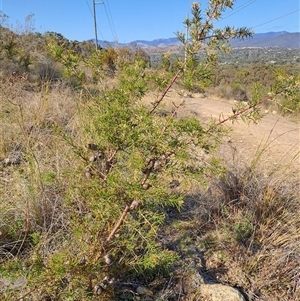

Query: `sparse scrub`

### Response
(161, 151, 299, 300)
(271, 68, 300, 114)
(0, 1, 299, 300)
(214, 82, 249, 101)
(204, 159, 300, 300)
(211, 63, 300, 113)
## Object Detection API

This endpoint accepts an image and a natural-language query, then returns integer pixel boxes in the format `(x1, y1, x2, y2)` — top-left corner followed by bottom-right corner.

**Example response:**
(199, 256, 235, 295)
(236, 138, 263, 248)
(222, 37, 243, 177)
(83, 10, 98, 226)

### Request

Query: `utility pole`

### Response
(93, 0, 104, 50)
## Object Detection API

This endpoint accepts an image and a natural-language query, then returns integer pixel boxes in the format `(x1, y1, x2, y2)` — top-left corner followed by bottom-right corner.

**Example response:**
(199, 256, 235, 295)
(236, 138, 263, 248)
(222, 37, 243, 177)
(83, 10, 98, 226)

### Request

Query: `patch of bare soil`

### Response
(145, 90, 300, 173)
(188, 94, 299, 172)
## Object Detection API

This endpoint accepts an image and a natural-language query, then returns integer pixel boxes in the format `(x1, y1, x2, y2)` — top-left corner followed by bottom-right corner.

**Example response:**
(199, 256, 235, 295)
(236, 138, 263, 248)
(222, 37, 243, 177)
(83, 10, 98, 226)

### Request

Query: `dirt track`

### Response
(185, 94, 300, 172)
(145, 90, 300, 173)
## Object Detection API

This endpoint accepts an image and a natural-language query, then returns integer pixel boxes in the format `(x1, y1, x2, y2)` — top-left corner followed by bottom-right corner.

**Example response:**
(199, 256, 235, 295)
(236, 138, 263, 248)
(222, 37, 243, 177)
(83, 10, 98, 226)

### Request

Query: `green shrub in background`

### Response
(272, 68, 300, 114)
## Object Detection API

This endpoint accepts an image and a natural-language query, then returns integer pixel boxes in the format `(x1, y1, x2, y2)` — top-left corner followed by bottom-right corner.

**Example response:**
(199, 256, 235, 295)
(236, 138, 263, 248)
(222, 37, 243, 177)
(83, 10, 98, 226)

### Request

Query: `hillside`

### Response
(96, 31, 300, 49)
(231, 31, 300, 48)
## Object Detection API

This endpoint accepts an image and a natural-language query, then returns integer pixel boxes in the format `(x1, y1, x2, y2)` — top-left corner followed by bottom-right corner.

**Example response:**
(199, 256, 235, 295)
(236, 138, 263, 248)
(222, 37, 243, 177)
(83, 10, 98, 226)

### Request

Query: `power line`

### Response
(217, 1, 299, 33)
(103, 3, 116, 41)
(84, 0, 104, 40)
(86, 0, 118, 48)
(230, 0, 257, 11)
(252, 9, 300, 29)
(105, 0, 118, 41)
(84, 0, 93, 17)
(221, 0, 257, 20)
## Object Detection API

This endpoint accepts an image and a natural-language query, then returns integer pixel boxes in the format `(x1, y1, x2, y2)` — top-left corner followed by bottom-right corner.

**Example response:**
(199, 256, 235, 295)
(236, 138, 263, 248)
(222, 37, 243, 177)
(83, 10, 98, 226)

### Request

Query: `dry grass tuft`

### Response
(159, 140, 299, 301)
(0, 77, 80, 262)
(183, 153, 300, 300)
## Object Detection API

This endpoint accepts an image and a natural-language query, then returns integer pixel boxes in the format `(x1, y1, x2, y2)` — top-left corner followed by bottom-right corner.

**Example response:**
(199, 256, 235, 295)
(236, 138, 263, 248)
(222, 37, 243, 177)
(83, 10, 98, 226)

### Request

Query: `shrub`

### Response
(1, 1, 298, 300)
(230, 83, 249, 101)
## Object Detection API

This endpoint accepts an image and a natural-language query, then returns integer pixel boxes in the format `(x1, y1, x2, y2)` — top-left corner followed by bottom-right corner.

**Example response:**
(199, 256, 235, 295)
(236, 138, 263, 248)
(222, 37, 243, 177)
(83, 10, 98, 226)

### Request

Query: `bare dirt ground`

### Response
(146, 91, 300, 174)
(189, 94, 299, 170)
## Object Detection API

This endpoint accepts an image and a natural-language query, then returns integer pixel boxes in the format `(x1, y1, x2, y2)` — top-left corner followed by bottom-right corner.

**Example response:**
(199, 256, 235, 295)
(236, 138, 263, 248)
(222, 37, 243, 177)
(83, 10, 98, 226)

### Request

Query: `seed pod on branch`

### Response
(142, 183, 151, 190)
(89, 151, 104, 162)
(85, 168, 93, 179)
(87, 143, 99, 151)
(130, 200, 141, 210)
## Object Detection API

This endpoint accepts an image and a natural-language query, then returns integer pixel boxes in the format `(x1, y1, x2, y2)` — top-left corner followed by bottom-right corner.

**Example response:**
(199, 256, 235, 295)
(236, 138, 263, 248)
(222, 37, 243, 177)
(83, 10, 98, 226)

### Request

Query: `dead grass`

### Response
(162, 146, 300, 300)
(207, 164, 300, 300)
(0, 77, 80, 260)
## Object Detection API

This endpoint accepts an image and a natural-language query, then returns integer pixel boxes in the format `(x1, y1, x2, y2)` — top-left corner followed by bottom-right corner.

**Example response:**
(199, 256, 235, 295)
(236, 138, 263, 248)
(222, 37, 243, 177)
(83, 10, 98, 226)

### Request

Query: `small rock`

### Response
(182, 268, 205, 294)
(89, 151, 104, 162)
(94, 284, 103, 295)
(89, 154, 97, 162)
(136, 286, 153, 296)
(200, 283, 245, 301)
(96, 151, 104, 159)
(0, 277, 26, 291)
(3, 145, 23, 165)
(88, 143, 99, 150)
(104, 254, 112, 265)
(94, 276, 113, 295)
(3, 158, 11, 165)
(85, 169, 92, 179)
(3, 154, 21, 165)
(142, 183, 151, 190)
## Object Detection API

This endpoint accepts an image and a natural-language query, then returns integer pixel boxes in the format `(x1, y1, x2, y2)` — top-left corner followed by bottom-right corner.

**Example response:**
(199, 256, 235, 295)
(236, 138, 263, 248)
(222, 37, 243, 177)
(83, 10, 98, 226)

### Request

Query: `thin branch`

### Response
(14, 286, 38, 301)
(141, 158, 155, 186)
(197, 3, 219, 41)
(205, 86, 295, 133)
(150, 67, 183, 114)
(106, 203, 130, 242)
(158, 100, 184, 138)
(105, 148, 119, 175)
(108, 101, 183, 241)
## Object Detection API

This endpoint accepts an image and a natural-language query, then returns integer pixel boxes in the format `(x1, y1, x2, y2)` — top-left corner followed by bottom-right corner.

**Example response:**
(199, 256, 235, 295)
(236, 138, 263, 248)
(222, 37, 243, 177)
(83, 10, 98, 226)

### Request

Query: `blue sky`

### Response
(1, 0, 299, 42)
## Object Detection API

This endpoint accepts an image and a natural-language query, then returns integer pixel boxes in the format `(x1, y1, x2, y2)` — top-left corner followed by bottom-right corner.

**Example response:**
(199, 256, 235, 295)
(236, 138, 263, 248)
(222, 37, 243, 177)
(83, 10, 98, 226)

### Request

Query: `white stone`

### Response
(200, 283, 245, 301)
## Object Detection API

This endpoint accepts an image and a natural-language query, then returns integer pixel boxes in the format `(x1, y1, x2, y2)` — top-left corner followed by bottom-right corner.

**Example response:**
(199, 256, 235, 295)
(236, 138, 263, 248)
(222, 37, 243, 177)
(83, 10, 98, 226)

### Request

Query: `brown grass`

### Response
(161, 145, 300, 300)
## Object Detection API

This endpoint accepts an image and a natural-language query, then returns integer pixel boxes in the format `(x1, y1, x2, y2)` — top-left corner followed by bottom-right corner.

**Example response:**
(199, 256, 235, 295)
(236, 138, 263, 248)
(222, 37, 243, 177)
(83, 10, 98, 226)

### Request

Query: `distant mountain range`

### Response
(230, 32, 300, 48)
(95, 32, 300, 49)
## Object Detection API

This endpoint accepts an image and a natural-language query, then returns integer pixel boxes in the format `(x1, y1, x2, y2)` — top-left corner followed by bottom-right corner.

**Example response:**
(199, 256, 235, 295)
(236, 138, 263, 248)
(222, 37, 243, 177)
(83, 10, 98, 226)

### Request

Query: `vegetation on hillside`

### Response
(0, 2, 299, 300)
